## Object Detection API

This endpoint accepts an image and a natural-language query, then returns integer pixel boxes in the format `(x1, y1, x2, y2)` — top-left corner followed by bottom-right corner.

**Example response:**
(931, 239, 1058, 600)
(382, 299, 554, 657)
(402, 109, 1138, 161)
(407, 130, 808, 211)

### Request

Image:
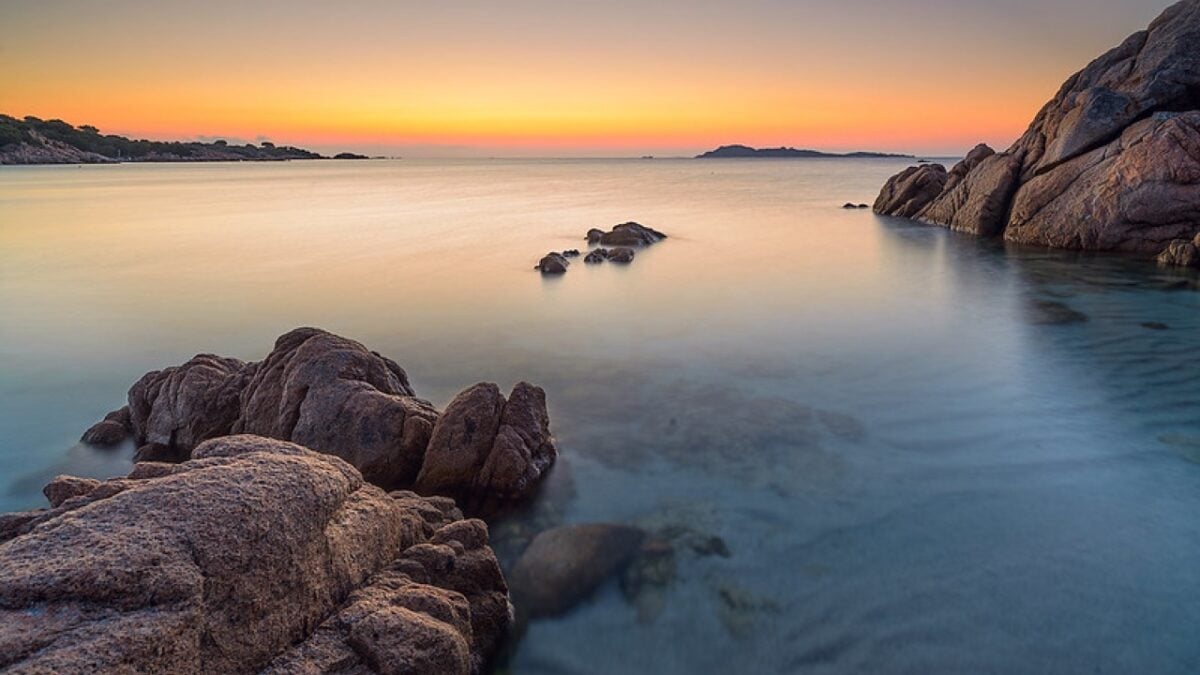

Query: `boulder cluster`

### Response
(0, 436, 511, 674)
(875, 0, 1200, 264)
(535, 221, 667, 275)
(80, 327, 557, 517)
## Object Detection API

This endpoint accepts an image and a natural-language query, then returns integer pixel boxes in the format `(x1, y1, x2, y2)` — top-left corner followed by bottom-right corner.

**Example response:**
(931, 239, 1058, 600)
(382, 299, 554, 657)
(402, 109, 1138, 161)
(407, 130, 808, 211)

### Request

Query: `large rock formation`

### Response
(81, 328, 556, 513)
(0, 435, 511, 674)
(876, 0, 1200, 257)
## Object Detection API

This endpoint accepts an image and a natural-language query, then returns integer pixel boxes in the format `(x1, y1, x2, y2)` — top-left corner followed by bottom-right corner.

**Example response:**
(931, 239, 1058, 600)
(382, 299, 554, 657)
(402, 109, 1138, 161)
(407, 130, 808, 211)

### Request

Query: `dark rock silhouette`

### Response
(607, 247, 636, 263)
(876, 1, 1200, 257)
(536, 252, 570, 274)
(697, 144, 912, 159)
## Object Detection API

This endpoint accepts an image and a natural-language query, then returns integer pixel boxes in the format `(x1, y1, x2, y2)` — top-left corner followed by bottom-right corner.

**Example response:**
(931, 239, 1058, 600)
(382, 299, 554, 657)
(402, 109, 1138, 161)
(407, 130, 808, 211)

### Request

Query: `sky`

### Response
(0, 0, 1177, 157)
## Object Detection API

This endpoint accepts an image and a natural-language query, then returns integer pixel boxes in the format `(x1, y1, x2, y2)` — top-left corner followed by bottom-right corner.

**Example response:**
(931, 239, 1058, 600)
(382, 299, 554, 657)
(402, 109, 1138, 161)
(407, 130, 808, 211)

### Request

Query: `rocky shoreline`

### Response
(3, 327, 746, 673)
(874, 0, 1200, 268)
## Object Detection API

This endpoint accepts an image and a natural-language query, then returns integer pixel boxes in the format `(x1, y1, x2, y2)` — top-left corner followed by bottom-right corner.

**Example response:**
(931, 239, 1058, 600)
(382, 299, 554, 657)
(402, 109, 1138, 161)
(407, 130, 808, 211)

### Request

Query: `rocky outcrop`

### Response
(414, 383, 557, 517)
(607, 247, 636, 263)
(0, 436, 510, 674)
(232, 328, 438, 489)
(876, 1, 1200, 255)
(80, 328, 556, 511)
(508, 524, 645, 618)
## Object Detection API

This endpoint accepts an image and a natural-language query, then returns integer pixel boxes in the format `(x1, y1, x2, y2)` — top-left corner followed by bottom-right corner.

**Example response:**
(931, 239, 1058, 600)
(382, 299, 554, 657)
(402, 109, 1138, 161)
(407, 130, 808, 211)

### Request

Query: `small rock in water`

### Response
(587, 222, 667, 247)
(561, 249, 581, 258)
(607, 247, 635, 264)
(536, 252, 570, 274)
(81, 406, 132, 446)
(1028, 299, 1088, 325)
(1141, 322, 1170, 330)
(584, 248, 609, 264)
(509, 523, 645, 618)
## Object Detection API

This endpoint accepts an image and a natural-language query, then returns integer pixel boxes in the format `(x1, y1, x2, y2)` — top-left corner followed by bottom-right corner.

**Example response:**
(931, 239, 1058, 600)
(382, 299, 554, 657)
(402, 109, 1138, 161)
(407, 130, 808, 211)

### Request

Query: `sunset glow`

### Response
(1, 0, 1175, 156)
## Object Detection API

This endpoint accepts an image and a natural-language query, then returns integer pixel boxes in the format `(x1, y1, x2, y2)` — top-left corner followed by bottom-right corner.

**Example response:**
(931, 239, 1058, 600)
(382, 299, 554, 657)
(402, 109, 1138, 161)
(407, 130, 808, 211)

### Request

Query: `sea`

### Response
(1, 158, 1198, 673)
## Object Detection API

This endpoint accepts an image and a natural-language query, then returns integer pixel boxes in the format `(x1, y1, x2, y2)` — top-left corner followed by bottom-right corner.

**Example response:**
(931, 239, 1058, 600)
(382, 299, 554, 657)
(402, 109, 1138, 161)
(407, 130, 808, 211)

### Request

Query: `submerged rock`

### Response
(536, 252, 570, 274)
(586, 228, 606, 245)
(561, 249, 581, 258)
(509, 523, 645, 618)
(0, 435, 511, 674)
(1028, 299, 1090, 325)
(1157, 233, 1200, 267)
(584, 248, 610, 263)
(78, 328, 557, 510)
(875, 2, 1200, 255)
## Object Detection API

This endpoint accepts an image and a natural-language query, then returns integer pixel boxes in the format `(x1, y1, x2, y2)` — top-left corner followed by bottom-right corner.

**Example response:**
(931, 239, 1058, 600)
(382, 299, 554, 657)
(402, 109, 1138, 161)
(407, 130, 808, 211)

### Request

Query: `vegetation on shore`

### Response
(0, 114, 324, 163)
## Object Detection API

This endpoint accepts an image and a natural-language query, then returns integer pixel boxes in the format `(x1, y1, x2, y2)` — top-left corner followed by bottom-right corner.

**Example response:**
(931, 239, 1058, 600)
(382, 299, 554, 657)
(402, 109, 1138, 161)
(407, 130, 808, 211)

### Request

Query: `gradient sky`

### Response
(0, 0, 1177, 157)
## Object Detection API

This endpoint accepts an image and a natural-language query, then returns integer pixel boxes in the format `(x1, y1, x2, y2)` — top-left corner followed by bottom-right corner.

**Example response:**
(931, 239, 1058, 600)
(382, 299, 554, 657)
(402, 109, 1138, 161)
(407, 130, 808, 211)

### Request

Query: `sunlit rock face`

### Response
(876, 0, 1200, 255)
(0, 436, 511, 675)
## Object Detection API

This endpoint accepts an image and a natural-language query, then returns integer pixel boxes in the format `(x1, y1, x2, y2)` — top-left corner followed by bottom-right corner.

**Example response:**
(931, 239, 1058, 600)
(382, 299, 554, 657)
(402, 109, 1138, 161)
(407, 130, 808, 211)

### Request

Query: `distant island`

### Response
(696, 144, 913, 159)
(0, 114, 332, 165)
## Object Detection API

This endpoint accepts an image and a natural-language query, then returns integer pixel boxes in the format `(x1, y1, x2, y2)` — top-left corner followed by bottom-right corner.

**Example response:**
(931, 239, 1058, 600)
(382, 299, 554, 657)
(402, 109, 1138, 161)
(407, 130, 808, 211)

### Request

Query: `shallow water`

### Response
(2, 158, 1199, 673)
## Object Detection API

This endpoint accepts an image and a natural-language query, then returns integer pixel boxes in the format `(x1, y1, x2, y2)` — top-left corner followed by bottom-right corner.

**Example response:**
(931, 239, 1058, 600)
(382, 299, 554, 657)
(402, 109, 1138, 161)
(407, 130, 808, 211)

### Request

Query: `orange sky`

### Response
(0, 0, 1175, 157)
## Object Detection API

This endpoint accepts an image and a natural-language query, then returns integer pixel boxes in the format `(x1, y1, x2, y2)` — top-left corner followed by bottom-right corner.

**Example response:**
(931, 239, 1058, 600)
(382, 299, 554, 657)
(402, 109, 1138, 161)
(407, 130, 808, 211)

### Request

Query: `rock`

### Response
(83, 328, 554, 502)
(232, 328, 438, 489)
(872, 163, 948, 218)
(1006, 113, 1200, 252)
(536, 252, 569, 274)
(561, 249, 581, 258)
(588, 222, 668, 247)
(584, 248, 609, 263)
(1028, 299, 1089, 325)
(607, 247, 636, 263)
(842, 203, 858, 209)
(42, 475, 102, 508)
(0, 436, 510, 674)
(81, 406, 132, 446)
(414, 382, 557, 517)
(509, 523, 645, 618)
(874, 2, 1200, 254)
(1157, 233, 1200, 267)
(856, 203, 868, 209)
(128, 354, 250, 453)
(918, 151, 1022, 237)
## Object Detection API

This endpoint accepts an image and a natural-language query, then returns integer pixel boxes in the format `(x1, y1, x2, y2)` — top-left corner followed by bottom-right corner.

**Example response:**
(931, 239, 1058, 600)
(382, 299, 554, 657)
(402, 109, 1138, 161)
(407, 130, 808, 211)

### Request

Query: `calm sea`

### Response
(2, 158, 1199, 673)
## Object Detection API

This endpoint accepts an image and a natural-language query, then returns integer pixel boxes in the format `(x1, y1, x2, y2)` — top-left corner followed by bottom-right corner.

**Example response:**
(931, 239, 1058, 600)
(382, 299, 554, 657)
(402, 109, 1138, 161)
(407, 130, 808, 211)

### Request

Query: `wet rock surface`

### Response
(0, 435, 511, 674)
(79, 328, 556, 512)
(875, 2, 1200, 255)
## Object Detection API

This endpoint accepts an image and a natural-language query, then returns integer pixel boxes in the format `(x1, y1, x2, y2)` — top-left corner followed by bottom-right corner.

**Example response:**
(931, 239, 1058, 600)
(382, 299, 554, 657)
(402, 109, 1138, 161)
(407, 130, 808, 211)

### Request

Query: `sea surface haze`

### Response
(1, 158, 1198, 673)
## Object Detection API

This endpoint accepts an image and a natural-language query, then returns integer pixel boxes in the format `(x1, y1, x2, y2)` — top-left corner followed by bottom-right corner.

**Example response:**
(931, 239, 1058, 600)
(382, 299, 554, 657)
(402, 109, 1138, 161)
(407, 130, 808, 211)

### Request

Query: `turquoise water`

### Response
(1, 159, 1199, 673)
